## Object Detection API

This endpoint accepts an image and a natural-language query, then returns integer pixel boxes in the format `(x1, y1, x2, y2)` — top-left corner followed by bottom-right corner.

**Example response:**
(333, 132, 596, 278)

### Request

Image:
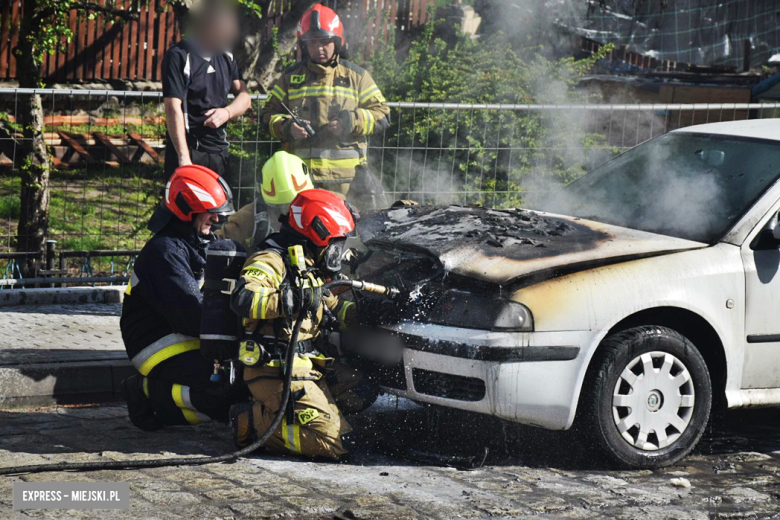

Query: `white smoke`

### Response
(526, 133, 730, 242)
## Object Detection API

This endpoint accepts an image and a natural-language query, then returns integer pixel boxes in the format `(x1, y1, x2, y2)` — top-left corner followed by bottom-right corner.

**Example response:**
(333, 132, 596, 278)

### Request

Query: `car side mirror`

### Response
(753, 212, 780, 250)
(771, 213, 780, 241)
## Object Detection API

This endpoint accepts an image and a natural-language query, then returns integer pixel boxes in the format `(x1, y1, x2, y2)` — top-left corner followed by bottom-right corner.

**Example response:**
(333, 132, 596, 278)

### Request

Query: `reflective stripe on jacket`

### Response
(259, 57, 391, 186)
(229, 234, 356, 342)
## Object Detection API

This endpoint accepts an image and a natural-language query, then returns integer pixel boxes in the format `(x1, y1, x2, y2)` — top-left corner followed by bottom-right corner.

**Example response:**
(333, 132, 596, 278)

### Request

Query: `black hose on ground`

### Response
(0, 311, 306, 477)
(0, 279, 401, 476)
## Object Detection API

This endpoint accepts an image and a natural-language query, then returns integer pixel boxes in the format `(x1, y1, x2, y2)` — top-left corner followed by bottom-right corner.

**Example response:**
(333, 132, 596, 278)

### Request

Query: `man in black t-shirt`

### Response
(162, 0, 251, 178)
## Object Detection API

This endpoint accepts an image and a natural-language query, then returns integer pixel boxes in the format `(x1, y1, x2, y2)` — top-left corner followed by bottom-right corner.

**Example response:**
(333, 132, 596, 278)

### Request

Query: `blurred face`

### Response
(193, 213, 219, 236)
(192, 1, 239, 53)
(305, 38, 336, 64)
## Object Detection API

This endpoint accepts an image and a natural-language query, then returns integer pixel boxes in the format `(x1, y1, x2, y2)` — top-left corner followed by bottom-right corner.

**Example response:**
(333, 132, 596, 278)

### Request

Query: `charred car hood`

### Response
(357, 205, 706, 287)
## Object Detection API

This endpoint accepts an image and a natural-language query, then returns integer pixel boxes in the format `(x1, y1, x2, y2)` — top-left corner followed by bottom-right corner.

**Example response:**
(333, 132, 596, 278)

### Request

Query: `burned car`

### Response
(345, 119, 780, 469)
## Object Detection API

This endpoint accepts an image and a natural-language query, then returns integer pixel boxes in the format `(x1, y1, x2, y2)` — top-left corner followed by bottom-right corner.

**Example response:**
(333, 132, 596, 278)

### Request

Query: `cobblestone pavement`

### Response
(2, 399, 780, 519)
(2, 304, 780, 518)
(0, 304, 122, 364)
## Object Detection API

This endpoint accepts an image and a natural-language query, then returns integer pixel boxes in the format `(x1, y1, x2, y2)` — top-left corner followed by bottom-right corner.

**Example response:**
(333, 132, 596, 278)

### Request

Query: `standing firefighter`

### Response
(229, 189, 381, 460)
(162, 0, 251, 178)
(217, 151, 314, 253)
(121, 166, 240, 430)
(259, 4, 391, 208)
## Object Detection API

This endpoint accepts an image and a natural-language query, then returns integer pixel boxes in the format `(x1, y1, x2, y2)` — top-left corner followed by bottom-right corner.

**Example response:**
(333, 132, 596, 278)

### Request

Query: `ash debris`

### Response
(371, 206, 575, 247)
(361, 205, 582, 250)
(461, 208, 576, 248)
(357, 205, 610, 280)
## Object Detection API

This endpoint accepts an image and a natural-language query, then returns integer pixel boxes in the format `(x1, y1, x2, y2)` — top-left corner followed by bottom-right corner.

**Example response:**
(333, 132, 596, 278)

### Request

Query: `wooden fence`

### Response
(0, 0, 435, 82)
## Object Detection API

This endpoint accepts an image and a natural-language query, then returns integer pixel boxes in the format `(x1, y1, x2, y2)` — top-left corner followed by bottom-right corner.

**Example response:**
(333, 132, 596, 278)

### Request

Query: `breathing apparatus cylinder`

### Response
(200, 239, 247, 376)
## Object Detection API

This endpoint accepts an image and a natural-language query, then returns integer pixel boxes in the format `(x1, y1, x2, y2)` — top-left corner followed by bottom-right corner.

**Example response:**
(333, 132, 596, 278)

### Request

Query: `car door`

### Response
(741, 202, 780, 389)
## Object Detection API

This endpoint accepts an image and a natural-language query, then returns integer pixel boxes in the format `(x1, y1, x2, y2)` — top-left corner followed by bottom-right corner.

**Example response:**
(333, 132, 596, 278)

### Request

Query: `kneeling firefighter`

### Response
(228, 189, 388, 460)
(121, 165, 246, 430)
(217, 151, 314, 253)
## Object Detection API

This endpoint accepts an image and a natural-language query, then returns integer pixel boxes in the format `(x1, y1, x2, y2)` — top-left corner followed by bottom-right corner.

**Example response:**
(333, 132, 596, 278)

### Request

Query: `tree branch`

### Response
(74, 2, 140, 21)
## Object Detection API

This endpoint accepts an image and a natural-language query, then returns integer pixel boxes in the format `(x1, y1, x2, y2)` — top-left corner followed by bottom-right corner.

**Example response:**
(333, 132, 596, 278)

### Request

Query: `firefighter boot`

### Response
(121, 375, 162, 431)
(230, 401, 258, 449)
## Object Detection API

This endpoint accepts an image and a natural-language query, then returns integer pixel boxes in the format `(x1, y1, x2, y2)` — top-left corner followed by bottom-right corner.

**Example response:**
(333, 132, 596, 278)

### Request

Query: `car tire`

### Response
(578, 325, 712, 469)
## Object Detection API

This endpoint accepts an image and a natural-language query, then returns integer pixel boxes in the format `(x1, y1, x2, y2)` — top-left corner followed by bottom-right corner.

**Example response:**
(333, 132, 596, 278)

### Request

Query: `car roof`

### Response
(672, 118, 780, 141)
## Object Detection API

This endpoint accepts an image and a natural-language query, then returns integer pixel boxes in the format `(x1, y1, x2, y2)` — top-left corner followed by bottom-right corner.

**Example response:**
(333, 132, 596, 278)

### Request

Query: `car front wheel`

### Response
(578, 325, 712, 469)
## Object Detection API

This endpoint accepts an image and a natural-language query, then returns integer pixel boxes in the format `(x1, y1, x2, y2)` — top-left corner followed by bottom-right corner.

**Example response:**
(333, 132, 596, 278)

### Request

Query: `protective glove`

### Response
(280, 282, 300, 318)
(308, 282, 323, 313)
(280, 278, 323, 318)
(282, 118, 295, 140)
(335, 110, 355, 138)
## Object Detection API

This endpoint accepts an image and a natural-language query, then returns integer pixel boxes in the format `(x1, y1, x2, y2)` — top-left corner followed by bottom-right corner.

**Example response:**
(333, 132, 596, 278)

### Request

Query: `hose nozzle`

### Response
(355, 281, 401, 298)
(323, 279, 401, 299)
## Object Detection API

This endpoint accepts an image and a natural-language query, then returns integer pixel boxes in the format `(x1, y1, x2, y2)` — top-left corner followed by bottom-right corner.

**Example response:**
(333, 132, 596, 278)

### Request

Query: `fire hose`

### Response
(0, 279, 398, 476)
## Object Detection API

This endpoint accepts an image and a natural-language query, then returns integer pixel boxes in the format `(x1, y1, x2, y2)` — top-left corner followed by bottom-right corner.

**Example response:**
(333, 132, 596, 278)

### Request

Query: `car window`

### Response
(536, 133, 780, 243)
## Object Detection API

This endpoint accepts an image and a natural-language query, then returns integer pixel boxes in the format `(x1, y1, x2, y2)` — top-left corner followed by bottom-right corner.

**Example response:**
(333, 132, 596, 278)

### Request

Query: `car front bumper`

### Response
(342, 322, 600, 430)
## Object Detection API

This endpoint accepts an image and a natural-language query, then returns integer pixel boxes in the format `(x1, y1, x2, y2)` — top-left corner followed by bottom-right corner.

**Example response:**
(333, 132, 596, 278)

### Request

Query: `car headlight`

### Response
(428, 290, 534, 332)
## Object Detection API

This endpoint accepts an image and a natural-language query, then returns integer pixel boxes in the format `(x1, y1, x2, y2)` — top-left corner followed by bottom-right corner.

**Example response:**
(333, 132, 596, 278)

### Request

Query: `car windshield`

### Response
(534, 133, 780, 243)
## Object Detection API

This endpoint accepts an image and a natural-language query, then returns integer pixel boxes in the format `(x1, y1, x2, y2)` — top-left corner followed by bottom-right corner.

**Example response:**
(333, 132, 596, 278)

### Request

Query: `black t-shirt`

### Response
(162, 40, 241, 153)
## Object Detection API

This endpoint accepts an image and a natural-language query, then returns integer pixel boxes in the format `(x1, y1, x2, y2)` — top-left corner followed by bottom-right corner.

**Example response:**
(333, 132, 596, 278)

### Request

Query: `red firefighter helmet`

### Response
(296, 4, 345, 48)
(165, 165, 234, 222)
(288, 189, 355, 247)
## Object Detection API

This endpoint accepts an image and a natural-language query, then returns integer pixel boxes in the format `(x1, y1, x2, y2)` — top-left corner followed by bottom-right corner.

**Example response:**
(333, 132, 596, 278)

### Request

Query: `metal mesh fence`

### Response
(0, 88, 778, 282)
(569, 0, 780, 69)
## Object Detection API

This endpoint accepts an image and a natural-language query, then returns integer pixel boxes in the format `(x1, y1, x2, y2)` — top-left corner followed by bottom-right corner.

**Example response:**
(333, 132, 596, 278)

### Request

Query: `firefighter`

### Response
(217, 151, 314, 253)
(228, 189, 379, 460)
(162, 0, 251, 179)
(120, 165, 240, 430)
(259, 4, 391, 208)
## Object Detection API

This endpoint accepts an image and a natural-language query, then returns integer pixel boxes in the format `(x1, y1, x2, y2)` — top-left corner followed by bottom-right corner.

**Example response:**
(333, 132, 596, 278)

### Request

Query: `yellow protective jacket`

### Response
(216, 200, 285, 254)
(259, 57, 391, 193)
(216, 204, 262, 252)
(230, 243, 356, 342)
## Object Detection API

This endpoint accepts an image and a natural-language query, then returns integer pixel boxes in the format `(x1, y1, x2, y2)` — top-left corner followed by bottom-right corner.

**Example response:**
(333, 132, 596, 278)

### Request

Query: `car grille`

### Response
(411, 369, 486, 402)
(377, 361, 407, 391)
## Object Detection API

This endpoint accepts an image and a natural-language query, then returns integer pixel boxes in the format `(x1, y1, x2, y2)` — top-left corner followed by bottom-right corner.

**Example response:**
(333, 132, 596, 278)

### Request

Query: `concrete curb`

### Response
(0, 357, 133, 408)
(0, 286, 126, 307)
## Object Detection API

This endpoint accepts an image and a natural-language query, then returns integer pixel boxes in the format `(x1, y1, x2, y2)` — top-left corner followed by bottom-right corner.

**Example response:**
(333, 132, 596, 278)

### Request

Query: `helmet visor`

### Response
(207, 200, 235, 217)
(301, 32, 337, 43)
(210, 212, 232, 231)
(208, 176, 235, 216)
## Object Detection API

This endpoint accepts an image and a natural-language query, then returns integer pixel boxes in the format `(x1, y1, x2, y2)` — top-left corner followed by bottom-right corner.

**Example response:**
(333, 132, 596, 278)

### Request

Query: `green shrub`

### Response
(0, 195, 21, 219)
(358, 10, 615, 207)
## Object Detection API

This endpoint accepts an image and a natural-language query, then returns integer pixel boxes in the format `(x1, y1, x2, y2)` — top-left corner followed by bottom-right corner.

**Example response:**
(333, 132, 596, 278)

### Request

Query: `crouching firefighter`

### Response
(120, 165, 244, 430)
(228, 189, 380, 460)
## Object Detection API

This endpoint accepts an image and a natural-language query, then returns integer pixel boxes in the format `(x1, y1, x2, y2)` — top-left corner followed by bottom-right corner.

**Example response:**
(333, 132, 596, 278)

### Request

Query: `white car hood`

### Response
(358, 205, 707, 286)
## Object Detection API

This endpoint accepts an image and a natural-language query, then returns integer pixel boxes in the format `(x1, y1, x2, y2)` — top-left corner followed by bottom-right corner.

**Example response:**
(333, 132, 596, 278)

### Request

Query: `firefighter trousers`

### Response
(141, 350, 244, 426)
(231, 355, 376, 460)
